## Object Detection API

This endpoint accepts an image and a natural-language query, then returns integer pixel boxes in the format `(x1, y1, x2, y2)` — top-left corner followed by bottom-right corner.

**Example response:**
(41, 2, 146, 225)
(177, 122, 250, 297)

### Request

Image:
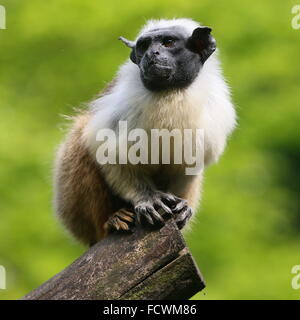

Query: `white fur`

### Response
(83, 18, 236, 167)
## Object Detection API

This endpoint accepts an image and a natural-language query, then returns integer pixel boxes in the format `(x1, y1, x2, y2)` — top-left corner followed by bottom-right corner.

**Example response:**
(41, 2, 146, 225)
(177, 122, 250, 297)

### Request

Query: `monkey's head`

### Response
(119, 20, 216, 91)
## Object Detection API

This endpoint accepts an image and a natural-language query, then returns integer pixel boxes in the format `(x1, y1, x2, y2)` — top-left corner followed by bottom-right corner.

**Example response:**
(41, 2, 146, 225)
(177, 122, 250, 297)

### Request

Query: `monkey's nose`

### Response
(147, 51, 160, 59)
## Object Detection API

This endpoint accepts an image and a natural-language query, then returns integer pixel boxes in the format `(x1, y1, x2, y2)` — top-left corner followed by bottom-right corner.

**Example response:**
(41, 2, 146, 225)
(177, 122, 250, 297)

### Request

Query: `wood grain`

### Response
(23, 219, 205, 300)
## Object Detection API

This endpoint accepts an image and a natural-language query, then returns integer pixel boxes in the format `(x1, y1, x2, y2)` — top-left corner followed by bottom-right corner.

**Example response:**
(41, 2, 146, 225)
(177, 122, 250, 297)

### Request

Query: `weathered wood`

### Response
(23, 219, 205, 300)
(120, 249, 205, 300)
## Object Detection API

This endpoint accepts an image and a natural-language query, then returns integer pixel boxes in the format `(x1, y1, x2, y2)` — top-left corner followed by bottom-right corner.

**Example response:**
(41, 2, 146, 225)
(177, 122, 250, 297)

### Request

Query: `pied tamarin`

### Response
(54, 18, 236, 246)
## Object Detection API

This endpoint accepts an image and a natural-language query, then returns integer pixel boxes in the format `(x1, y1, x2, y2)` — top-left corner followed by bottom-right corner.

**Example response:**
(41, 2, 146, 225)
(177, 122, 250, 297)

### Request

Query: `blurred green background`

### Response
(0, 0, 300, 300)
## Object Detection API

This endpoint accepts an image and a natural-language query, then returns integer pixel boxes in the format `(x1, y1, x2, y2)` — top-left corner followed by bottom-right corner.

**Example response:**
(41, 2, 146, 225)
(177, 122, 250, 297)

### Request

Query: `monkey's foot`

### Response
(104, 209, 134, 234)
(173, 202, 194, 229)
(134, 191, 181, 227)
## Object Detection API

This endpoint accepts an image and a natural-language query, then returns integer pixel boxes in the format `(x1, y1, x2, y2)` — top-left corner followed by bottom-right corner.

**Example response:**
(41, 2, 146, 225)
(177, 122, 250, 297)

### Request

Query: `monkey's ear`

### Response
(129, 50, 137, 64)
(187, 27, 216, 64)
(119, 36, 137, 64)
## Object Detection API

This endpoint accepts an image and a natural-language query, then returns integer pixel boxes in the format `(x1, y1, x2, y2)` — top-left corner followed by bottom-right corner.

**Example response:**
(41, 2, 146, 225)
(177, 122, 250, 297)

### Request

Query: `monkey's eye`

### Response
(136, 39, 151, 52)
(162, 38, 175, 48)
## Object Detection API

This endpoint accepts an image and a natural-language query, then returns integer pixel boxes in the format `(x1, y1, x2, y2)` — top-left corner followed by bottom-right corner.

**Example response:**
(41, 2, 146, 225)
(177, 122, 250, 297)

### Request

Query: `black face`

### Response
(125, 26, 216, 91)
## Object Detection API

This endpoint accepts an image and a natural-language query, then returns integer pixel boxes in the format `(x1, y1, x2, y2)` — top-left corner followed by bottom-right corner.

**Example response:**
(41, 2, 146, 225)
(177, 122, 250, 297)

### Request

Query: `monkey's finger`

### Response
(134, 205, 145, 218)
(135, 212, 142, 225)
(143, 209, 154, 225)
(120, 215, 134, 223)
(162, 194, 186, 210)
(173, 200, 188, 213)
(119, 209, 134, 216)
(154, 200, 172, 216)
(110, 217, 121, 231)
(160, 193, 176, 204)
(135, 206, 153, 225)
(175, 207, 193, 229)
(172, 195, 186, 204)
(175, 206, 191, 221)
(118, 220, 129, 230)
(186, 207, 193, 219)
(146, 206, 164, 224)
(117, 210, 134, 223)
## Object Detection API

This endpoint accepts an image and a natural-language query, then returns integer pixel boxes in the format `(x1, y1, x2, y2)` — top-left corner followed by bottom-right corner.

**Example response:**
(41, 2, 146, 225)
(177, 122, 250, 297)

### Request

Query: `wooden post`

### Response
(23, 219, 205, 300)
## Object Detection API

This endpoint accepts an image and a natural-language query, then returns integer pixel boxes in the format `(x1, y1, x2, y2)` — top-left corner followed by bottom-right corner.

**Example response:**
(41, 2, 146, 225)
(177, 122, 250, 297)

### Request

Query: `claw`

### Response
(147, 207, 165, 224)
(134, 200, 164, 227)
(175, 207, 193, 229)
(134, 192, 188, 228)
(173, 200, 188, 213)
(154, 200, 173, 216)
(117, 209, 134, 222)
(145, 214, 154, 224)
(135, 205, 155, 225)
(113, 218, 120, 231)
(162, 193, 176, 203)
(104, 209, 135, 234)
(118, 220, 129, 230)
(143, 209, 154, 224)
(136, 211, 142, 225)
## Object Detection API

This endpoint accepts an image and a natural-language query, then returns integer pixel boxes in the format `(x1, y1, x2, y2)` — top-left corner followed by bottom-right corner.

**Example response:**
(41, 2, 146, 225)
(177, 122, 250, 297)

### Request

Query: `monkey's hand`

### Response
(101, 165, 193, 229)
(134, 192, 189, 228)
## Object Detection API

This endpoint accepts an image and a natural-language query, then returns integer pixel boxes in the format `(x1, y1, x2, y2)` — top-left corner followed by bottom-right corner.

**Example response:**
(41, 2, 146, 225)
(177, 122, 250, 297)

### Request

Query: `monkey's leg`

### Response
(54, 114, 126, 245)
(103, 209, 134, 235)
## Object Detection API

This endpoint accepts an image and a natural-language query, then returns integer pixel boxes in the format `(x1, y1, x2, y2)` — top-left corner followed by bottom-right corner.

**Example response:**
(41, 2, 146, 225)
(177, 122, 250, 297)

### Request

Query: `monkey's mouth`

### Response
(143, 62, 174, 80)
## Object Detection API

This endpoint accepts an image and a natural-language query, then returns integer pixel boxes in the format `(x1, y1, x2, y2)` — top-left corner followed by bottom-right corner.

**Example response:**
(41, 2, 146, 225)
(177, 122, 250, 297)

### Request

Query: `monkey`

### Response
(54, 18, 236, 246)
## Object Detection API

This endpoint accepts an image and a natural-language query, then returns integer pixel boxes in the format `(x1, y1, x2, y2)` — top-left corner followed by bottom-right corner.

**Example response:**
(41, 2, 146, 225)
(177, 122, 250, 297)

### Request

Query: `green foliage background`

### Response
(0, 0, 299, 299)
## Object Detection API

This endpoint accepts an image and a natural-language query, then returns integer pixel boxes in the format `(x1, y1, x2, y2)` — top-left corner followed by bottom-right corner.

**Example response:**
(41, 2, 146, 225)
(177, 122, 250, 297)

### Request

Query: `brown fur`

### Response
(54, 112, 129, 245)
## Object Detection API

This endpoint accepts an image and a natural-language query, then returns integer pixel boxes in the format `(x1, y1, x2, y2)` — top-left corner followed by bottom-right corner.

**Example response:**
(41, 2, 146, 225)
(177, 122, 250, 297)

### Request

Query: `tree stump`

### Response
(23, 219, 205, 300)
